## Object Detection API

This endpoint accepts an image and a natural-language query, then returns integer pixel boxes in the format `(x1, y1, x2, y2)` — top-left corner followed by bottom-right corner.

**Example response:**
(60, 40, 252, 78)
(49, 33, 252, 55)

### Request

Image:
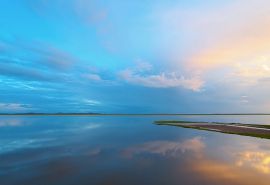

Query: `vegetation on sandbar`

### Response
(154, 120, 270, 140)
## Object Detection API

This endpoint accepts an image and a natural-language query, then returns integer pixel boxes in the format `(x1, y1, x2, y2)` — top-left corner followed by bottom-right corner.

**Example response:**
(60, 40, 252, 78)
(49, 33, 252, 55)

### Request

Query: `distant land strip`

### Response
(154, 120, 270, 139)
(1, 113, 270, 116)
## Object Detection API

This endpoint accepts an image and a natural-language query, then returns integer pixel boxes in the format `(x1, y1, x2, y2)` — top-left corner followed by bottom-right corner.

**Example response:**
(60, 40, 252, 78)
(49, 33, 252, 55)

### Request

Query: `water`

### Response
(1, 115, 270, 185)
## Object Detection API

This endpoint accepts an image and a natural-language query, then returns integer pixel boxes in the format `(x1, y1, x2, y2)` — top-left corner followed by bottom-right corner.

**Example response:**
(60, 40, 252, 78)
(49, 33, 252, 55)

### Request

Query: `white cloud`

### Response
(82, 73, 118, 86)
(0, 103, 32, 112)
(119, 62, 204, 91)
(84, 74, 102, 82)
(133, 60, 153, 72)
(82, 99, 101, 106)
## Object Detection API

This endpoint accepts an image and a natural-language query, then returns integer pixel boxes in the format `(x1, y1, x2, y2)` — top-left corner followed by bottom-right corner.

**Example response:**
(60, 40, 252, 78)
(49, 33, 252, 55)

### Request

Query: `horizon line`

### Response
(1, 113, 270, 116)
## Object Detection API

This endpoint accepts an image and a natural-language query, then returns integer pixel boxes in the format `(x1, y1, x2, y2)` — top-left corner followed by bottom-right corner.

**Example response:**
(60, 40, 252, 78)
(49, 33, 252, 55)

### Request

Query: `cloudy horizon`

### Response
(1, 0, 270, 113)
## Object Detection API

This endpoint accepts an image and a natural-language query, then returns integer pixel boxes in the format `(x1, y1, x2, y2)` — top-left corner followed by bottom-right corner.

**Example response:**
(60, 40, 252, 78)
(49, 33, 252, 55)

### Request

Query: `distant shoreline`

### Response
(155, 120, 270, 139)
(1, 113, 270, 116)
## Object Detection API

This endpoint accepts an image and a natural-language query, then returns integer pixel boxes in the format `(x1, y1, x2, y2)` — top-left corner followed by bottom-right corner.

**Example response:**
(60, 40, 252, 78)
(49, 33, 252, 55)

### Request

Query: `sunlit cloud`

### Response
(155, 0, 270, 85)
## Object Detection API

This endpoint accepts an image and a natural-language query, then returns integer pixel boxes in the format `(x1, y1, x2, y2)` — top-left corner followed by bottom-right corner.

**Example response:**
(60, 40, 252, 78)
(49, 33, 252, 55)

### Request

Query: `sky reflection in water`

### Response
(1, 116, 270, 185)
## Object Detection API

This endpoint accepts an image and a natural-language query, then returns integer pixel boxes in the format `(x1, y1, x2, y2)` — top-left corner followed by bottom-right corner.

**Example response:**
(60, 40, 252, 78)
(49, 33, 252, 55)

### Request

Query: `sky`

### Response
(1, 0, 270, 113)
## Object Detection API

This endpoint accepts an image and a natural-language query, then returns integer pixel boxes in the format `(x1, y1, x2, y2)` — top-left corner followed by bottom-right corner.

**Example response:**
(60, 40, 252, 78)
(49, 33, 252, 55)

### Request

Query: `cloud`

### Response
(227, 56, 270, 84)
(0, 39, 77, 83)
(0, 41, 9, 53)
(187, 1, 270, 72)
(0, 62, 56, 82)
(74, 0, 108, 24)
(82, 99, 101, 106)
(0, 103, 32, 112)
(84, 74, 103, 82)
(82, 72, 118, 86)
(4, 0, 270, 113)
(0, 39, 75, 70)
(119, 62, 204, 91)
(33, 44, 74, 70)
(28, 0, 109, 30)
(12, 40, 75, 71)
(133, 60, 153, 72)
(153, 0, 270, 88)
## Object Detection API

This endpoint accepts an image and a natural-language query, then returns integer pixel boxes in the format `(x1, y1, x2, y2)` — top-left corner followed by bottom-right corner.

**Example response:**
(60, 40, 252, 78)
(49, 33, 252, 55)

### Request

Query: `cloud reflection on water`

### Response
(236, 151, 270, 174)
(121, 135, 270, 185)
(0, 119, 23, 127)
(122, 137, 204, 158)
(2, 116, 270, 185)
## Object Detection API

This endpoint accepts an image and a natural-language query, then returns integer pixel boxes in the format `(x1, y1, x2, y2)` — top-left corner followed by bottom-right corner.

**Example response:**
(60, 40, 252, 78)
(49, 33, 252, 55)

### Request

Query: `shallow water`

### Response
(1, 115, 270, 185)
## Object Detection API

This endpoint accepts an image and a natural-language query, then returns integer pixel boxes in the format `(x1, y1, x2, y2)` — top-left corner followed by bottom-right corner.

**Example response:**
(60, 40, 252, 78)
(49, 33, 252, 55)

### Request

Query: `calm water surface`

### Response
(1, 115, 270, 185)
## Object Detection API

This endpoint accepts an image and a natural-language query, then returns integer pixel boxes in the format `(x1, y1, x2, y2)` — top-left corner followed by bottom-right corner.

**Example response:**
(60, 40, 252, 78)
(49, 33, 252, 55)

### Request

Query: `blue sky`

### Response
(1, 0, 270, 113)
